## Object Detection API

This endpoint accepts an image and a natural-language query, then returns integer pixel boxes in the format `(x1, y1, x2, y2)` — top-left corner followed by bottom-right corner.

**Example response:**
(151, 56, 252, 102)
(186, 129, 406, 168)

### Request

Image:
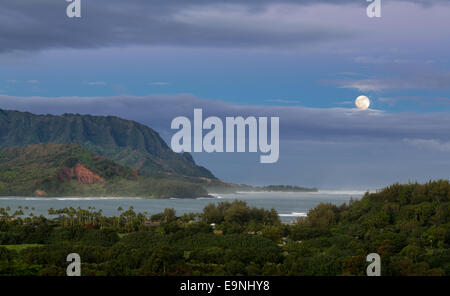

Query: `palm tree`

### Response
(117, 207, 124, 227)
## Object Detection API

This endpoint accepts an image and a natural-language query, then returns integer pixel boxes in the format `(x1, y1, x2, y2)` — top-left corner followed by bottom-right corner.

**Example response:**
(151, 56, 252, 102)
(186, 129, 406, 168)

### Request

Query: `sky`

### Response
(0, 0, 449, 189)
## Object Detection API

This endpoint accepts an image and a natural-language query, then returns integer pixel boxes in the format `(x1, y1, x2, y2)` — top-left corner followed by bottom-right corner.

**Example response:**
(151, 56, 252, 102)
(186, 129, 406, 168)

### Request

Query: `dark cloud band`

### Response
(0, 0, 445, 53)
(0, 94, 449, 142)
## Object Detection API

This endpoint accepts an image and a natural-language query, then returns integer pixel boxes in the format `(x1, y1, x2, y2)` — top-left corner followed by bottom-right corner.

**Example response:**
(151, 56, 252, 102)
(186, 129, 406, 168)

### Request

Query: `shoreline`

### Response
(234, 190, 367, 195)
(0, 190, 367, 200)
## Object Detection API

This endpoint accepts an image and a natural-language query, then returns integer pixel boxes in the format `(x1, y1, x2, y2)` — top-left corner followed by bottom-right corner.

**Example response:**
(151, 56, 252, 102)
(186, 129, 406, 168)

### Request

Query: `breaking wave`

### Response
(278, 212, 307, 217)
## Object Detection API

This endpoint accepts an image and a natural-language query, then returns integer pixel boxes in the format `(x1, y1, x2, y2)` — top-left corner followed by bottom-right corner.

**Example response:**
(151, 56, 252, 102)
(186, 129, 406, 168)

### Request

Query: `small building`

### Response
(144, 220, 161, 227)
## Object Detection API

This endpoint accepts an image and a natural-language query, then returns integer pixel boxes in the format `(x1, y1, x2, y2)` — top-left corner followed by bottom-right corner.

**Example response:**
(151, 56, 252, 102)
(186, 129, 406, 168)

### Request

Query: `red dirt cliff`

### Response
(72, 163, 105, 184)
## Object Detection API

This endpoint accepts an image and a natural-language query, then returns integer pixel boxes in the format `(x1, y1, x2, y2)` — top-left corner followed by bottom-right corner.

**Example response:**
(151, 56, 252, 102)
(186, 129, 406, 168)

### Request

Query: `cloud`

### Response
(353, 56, 428, 65)
(329, 70, 450, 92)
(353, 56, 391, 64)
(379, 96, 450, 106)
(334, 101, 354, 105)
(3, 79, 39, 86)
(150, 82, 170, 86)
(404, 138, 450, 152)
(338, 72, 359, 76)
(335, 79, 389, 92)
(0, 94, 449, 143)
(0, 1, 350, 53)
(1, 0, 447, 54)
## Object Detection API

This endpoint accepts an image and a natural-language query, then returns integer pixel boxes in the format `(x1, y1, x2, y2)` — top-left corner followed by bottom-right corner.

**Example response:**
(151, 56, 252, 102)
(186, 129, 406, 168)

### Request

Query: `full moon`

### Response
(355, 95, 370, 110)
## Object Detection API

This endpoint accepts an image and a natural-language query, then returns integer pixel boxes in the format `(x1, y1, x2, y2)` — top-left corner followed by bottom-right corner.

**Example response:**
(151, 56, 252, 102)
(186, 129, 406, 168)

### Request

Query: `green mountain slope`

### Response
(287, 180, 450, 275)
(0, 109, 215, 179)
(0, 143, 209, 198)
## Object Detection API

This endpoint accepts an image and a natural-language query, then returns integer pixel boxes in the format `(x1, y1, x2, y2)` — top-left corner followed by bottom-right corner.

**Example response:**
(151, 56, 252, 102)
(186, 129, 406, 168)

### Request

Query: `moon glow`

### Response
(355, 95, 370, 110)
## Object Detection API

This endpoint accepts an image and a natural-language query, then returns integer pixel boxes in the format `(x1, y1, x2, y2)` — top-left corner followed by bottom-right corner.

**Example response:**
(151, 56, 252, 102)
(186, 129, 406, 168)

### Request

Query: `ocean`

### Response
(0, 191, 366, 222)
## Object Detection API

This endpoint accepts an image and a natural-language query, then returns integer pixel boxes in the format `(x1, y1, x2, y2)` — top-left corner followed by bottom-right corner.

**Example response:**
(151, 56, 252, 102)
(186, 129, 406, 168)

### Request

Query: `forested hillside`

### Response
(0, 181, 448, 275)
(0, 143, 208, 198)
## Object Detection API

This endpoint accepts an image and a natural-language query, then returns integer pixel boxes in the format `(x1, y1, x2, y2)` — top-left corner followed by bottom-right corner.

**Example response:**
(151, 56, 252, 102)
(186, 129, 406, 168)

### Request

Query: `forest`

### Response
(0, 143, 209, 198)
(0, 180, 448, 276)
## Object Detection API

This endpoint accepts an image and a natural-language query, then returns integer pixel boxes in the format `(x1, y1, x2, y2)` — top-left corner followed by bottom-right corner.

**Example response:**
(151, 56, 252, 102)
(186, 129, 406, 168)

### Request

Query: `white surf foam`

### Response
(278, 212, 307, 217)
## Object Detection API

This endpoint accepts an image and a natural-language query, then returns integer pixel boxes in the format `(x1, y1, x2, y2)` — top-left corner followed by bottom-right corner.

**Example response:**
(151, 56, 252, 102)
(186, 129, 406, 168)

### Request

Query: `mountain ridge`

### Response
(0, 108, 215, 179)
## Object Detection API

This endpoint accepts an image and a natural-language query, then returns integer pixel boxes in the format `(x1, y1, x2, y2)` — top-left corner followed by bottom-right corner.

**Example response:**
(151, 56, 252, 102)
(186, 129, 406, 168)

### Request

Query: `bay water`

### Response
(0, 191, 365, 222)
